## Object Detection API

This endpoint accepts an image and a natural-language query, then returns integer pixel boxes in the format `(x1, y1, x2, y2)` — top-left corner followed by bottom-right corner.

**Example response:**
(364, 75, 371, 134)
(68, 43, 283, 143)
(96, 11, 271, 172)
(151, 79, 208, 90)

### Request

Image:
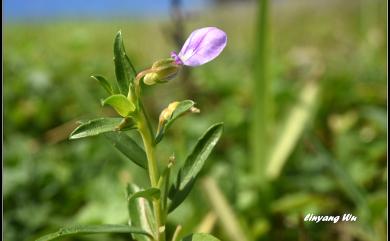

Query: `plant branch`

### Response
(137, 100, 166, 241)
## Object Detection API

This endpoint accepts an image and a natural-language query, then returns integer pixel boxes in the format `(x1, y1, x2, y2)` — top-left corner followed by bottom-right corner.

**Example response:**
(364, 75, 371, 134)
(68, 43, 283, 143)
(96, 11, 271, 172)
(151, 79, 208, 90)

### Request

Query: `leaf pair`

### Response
(168, 123, 224, 212)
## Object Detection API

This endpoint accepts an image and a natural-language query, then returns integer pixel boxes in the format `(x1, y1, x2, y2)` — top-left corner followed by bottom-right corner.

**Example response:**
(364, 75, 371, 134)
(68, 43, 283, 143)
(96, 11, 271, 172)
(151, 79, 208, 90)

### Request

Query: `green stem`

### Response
(252, 0, 270, 181)
(137, 105, 166, 241)
(138, 116, 159, 186)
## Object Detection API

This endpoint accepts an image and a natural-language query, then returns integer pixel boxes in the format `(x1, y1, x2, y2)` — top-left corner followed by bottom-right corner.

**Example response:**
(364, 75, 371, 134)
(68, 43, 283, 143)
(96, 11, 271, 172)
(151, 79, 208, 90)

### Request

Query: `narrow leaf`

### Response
(129, 188, 160, 202)
(181, 233, 221, 241)
(127, 184, 158, 241)
(114, 31, 136, 95)
(102, 94, 135, 117)
(104, 132, 147, 169)
(158, 160, 173, 214)
(168, 123, 223, 212)
(69, 118, 135, 140)
(35, 224, 153, 241)
(91, 75, 114, 95)
(155, 100, 197, 144)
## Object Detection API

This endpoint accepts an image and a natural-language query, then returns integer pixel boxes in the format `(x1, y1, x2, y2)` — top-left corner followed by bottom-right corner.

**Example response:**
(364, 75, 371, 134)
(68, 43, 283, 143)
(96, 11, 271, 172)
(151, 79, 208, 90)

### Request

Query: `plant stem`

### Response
(137, 106, 166, 241)
(252, 0, 270, 181)
(138, 113, 159, 187)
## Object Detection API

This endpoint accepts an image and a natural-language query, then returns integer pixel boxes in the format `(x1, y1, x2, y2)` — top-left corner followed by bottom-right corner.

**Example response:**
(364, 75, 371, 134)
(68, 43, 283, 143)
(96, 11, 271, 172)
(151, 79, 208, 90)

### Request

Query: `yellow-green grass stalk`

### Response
(251, 0, 271, 182)
(266, 80, 319, 179)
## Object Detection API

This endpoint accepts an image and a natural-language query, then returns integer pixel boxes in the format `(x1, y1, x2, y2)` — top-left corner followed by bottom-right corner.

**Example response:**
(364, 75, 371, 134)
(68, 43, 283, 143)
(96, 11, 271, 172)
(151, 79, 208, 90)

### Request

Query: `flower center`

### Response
(170, 51, 183, 65)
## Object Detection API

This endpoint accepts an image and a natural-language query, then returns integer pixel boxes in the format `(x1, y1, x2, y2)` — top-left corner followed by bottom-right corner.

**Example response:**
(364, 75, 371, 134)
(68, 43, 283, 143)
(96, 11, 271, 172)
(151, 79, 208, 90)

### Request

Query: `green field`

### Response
(4, 1, 387, 241)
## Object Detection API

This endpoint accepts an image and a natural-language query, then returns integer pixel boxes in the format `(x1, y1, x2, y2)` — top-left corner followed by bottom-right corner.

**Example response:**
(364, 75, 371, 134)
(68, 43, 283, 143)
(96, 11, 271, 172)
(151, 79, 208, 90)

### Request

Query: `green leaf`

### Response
(168, 123, 223, 212)
(34, 224, 153, 241)
(155, 100, 196, 144)
(104, 132, 147, 169)
(181, 233, 221, 241)
(69, 118, 135, 139)
(158, 161, 173, 214)
(114, 31, 137, 95)
(127, 184, 158, 241)
(91, 75, 114, 95)
(129, 188, 160, 202)
(102, 94, 135, 117)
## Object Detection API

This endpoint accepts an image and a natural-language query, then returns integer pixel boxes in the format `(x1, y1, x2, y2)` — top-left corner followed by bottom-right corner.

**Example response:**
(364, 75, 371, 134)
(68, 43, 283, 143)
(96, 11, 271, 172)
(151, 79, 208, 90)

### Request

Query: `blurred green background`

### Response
(4, 0, 387, 241)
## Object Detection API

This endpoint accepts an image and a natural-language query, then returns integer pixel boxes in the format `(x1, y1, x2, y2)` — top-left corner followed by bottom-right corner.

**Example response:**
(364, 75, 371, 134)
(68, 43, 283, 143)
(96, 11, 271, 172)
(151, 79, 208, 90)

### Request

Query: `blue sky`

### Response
(4, 0, 209, 21)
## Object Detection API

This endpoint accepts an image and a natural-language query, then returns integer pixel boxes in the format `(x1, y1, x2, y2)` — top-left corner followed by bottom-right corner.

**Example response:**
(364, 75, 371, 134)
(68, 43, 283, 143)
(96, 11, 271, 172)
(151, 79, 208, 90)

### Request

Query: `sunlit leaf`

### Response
(69, 118, 135, 139)
(114, 31, 136, 95)
(102, 94, 135, 117)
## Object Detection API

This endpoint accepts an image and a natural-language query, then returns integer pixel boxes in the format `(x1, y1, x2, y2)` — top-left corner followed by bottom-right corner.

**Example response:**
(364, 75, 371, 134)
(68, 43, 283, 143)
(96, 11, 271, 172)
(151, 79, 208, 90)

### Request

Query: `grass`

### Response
(4, 1, 387, 241)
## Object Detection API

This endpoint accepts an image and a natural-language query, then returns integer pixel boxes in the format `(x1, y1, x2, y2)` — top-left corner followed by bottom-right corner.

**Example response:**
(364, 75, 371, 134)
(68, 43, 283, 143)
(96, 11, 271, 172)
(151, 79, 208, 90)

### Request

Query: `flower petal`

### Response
(171, 51, 183, 65)
(178, 27, 227, 66)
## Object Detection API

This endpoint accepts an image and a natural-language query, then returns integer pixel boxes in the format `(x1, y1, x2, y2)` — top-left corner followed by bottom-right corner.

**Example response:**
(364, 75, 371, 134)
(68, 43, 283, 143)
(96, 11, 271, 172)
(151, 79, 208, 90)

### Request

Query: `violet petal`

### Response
(178, 27, 227, 66)
(171, 51, 183, 65)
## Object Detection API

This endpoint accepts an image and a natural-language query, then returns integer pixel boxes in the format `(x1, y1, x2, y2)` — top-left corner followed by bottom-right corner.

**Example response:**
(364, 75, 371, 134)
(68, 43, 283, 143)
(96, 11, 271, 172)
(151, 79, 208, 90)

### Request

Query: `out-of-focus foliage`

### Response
(4, 0, 386, 241)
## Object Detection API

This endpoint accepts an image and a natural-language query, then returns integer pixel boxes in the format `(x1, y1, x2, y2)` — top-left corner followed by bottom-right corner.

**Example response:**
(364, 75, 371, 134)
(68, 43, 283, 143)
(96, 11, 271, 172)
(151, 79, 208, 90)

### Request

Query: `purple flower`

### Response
(171, 27, 227, 67)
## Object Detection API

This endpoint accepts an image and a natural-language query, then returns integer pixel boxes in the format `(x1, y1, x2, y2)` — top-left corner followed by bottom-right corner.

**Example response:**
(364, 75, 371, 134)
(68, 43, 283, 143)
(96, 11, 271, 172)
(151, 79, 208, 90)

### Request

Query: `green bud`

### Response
(143, 58, 180, 85)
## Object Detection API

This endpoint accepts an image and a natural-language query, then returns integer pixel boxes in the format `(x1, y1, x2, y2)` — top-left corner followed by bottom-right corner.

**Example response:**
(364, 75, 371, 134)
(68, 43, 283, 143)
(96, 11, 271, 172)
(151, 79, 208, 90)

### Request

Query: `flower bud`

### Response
(159, 101, 180, 123)
(155, 100, 199, 143)
(143, 58, 180, 85)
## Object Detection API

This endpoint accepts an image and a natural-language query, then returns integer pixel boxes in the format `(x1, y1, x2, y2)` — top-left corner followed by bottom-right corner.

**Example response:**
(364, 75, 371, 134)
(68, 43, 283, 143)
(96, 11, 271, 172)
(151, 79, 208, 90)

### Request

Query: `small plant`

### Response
(35, 27, 227, 241)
